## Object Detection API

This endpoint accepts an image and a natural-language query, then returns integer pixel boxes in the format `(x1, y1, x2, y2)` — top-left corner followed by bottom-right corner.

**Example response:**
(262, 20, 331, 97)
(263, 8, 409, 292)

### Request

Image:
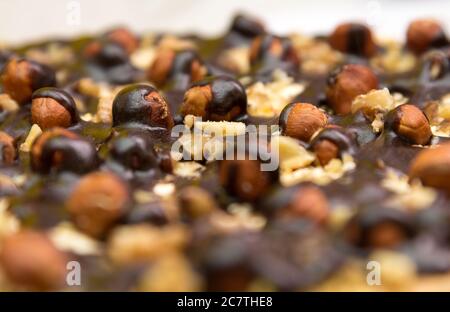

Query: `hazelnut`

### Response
(313, 139, 339, 166)
(31, 127, 98, 174)
(83, 39, 129, 67)
(229, 14, 265, 39)
(148, 49, 207, 88)
(0, 58, 56, 104)
(67, 171, 129, 237)
(409, 142, 450, 194)
(31, 87, 79, 130)
(326, 64, 379, 115)
(106, 27, 139, 54)
(279, 102, 328, 142)
(180, 76, 247, 121)
(386, 104, 432, 145)
(329, 22, 376, 57)
(249, 34, 300, 69)
(0, 230, 68, 290)
(178, 186, 218, 219)
(219, 159, 277, 202)
(407, 19, 448, 55)
(279, 185, 330, 224)
(0, 131, 16, 166)
(112, 83, 174, 129)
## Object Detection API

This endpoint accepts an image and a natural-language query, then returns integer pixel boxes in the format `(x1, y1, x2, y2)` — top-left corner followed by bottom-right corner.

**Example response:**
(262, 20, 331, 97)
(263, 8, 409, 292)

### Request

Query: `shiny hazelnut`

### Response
(67, 171, 129, 237)
(106, 27, 139, 54)
(180, 76, 247, 121)
(178, 186, 218, 219)
(229, 14, 265, 39)
(407, 19, 448, 55)
(329, 22, 376, 57)
(0, 131, 16, 166)
(31, 87, 79, 130)
(386, 104, 432, 145)
(326, 64, 379, 115)
(279, 186, 330, 224)
(31, 128, 98, 174)
(0, 58, 56, 104)
(148, 49, 207, 88)
(0, 230, 68, 290)
(313, 139, 339, 166)
(249, 34, 299, 69)
(279, 102, 328, 142)
(409, 142, 450, 194)
(112, 84, 174, 129)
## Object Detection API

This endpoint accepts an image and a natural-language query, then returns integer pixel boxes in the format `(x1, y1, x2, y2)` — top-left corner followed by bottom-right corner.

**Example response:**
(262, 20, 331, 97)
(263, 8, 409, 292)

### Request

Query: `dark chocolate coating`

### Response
(26, 59, 57, 91)
(109, 134, 158, 170)
(230, 14, 265, 38)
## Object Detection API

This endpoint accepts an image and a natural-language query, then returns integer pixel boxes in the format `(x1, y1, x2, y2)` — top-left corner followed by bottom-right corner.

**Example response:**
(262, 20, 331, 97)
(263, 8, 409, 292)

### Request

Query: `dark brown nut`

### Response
(229, 14, 265, 39)
(219, 159, 277, 202)
(67, 171, 129, 237)
(386, 104, 432, 145)
(178, 186, 218, 219)
(83, 39, 129, 67)
(147, 49, 206, 88)
(326, 64, 379, 115)
(329, 22, 376, 57)
(112, 84, 174, 129)
(106, 27, 139, 54)
(249, 34, 299, 68)
(0, 58, 56, 104)
(407, 19, 448, 55)
(279, 186, 329, 224)
(31, 128, 98, 174)
(180, 76, 247, 121)
(409, 142, 450, 194)
(31, 87, 79, 130)
(0, 231, 68, 290)
(279, 102, 328, 142)
(0, 131, 16, 166)
(313, 139, 339, 166)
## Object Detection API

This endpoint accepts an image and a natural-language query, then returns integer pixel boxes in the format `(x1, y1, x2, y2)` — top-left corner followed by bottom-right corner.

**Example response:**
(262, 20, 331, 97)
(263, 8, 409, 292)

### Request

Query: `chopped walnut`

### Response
(272, 135, 315, 172)
(425, 94, 450, 137)
(217, 46, 250, 74)
(173, 162, 205, 179)
(130, 47, 156, 70)
(246, 69, 305, 117)
(0, 93, 19, 112)
(49, 222, 101, 256)
(371, 39, 417, 74)
(25, 43, 75, 67)
(96, 86, 122, 123)
(157, 35, 197, 51)
(19, 124, 42, 153)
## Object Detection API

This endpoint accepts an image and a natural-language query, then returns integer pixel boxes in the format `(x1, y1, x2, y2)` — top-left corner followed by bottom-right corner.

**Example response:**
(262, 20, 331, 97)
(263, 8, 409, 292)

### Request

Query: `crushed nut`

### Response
(0, 93, 19, 112)
(49, 222, 101, 256)
(19, 124, 42, 153)
(217, 46, 250, 74)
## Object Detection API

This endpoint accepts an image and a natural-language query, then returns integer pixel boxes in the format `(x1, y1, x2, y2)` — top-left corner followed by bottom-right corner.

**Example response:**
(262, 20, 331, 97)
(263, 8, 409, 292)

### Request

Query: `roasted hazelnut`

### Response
(326, 64, 379, 115)
(386, 104, 432, 145)
(31, 87, 79, 130)
(279, 102, 328, 142)
(329, 22, 376, 57)
(178, 186, 218, 219)
(31, 128, 98, 174)
(83, 39, 129, 67)
(105, 27, 139, 54)
(409, 142, 450, 194)
(180, 76, 247, 121)
(148, 49, 207, 88)
(0, 131, 16, 166)
(309, 127, 357, 166)
(229, 14, 265, 39)
(249, 34, 299, 69)
(279, 186, 330, 224)
(112, 84, 174, 129)
(0, 58, 56, 104)
(407, 19, 448, 55)
(66, 171, 129, 237)
(0, 230, 68, 290)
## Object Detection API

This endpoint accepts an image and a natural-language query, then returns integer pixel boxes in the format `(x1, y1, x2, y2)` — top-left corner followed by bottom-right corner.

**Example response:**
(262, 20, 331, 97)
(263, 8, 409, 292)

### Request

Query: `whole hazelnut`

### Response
(67, 171, 129, 237)
(326, 64, 379, 115)
(249, 34, 299, 69)
(386, 104, 432, 145)
(0, 58, 56, 104)
(112, 84, 174, 129)
(178, 186, 218, 219)
(0, 231, 68, 290)
(279, 102, 328, 142)
(409, 142, 450, 194)
(148, 49, 207, 88)
(407, 19, 448, 55)
(329, 22, 376, 57)
(229, 14, 265, 39)
(279, 186, 330, 224)
(83, 39, 129, 67)
(31, 87, 79, 130)
(180, 76, 247, 121)
(313, 139, 339, 166)
(0, 131, 16, 166)
(106, 27, 139, 54)
(31, 128, 98, 174)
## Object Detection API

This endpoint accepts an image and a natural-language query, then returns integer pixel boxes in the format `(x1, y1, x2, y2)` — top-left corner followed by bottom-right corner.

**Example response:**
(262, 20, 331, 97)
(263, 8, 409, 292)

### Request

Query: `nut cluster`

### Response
(329, 22, 377, 57)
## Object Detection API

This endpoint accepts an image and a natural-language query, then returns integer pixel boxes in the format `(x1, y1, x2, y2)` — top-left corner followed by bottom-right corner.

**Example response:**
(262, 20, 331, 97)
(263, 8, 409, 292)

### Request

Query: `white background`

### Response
(1, 0, 450, 45)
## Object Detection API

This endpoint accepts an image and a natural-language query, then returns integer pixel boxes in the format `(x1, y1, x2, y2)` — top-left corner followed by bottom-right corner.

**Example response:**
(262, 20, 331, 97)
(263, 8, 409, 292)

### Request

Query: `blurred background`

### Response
(1, 0, 450, 44)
